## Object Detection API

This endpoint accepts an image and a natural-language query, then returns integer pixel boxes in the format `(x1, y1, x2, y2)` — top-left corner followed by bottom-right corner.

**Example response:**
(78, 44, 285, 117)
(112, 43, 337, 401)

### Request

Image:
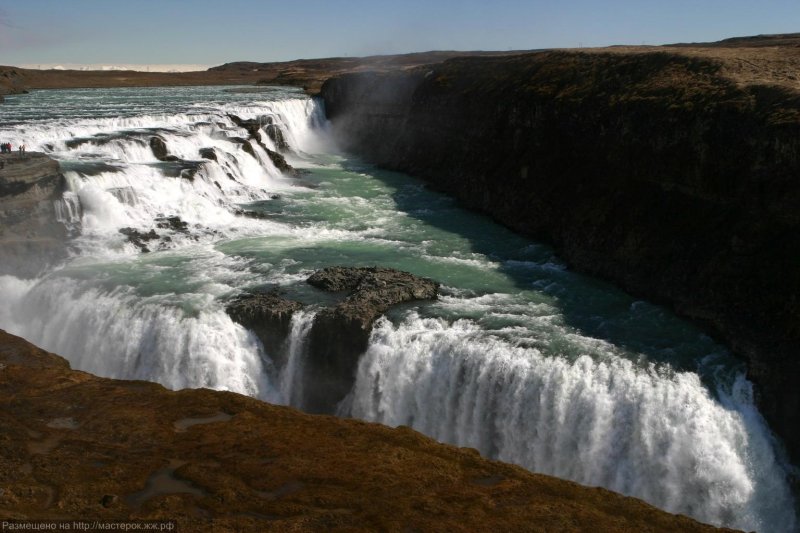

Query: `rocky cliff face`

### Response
(0, 329, 734, 532)
(305, 267, 439, 412)
(0, 153, 67, 277)
(0, 67, 28, 102)
(320, 50, 800, 461)
(226, 267, 439, 412)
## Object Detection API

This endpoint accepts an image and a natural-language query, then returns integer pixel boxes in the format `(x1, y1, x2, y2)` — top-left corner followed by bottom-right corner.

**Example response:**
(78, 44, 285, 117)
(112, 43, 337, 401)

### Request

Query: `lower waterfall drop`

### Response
(348, 314, 796, 532)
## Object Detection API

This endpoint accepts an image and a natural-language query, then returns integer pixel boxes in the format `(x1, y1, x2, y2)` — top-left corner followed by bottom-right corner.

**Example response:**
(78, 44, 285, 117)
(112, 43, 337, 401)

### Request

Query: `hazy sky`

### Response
(2, 0, 799, 68)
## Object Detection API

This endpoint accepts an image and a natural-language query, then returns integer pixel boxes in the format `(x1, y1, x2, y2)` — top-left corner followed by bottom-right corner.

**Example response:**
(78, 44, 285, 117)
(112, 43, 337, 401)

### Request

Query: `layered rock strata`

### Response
(0, 152, 67, 277)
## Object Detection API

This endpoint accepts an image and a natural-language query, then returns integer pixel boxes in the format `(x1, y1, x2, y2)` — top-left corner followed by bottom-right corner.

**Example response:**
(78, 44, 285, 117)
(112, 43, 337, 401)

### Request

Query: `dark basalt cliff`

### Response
(320, 50, 800, 461)
(305, 266, 439, 412)
(0, 152, 67, 277)
(226, 267, 439, 412)
(0, 329, 734, 532)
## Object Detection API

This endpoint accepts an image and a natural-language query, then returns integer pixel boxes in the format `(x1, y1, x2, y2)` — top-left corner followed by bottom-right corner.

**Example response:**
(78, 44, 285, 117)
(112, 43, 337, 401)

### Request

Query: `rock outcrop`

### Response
(0, 152, 67, 276)
(263, 146, 296, 176)
(149, 136, 170, 161)
(118, 227, 158, 253)
(0, 329, 730, 532)
(148, 136, 201, 180)
(225, 267, 438, 412)
(0, 68, 29, 101)
(228, 114, 299, 176)
(304, 267, 439, 412)
(320, 48, 800, 461)
(264, 119, 290, 152)
(225, 291, 304, 364)
(198, 147, 217, 161)
(119, 217, 191, 253)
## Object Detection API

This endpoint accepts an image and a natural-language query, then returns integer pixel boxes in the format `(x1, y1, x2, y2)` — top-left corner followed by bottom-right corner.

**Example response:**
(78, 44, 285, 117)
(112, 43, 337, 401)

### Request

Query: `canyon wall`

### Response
(0, 152, 67, 277)
(320, 50, 800, 461)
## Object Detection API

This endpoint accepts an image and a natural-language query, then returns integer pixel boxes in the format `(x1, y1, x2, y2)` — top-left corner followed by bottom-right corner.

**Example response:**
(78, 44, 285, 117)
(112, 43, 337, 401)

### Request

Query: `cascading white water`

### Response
(42, 99, 328, 250)
(278, 310, 317, 407)
(0, 87, 328, 401)
(1, 85, 796, 532)
(349, 313, 796, 532)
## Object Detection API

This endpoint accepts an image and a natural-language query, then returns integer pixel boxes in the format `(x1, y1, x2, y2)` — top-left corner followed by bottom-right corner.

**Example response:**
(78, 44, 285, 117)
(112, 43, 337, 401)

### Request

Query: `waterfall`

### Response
(0, 91, 327, 399)
(348, 313, 796, 532)
(5, 95, 330, 263)
(0, 273, 280, 400)
(0, 86, 795, 532)
(278, 310, 317, 407)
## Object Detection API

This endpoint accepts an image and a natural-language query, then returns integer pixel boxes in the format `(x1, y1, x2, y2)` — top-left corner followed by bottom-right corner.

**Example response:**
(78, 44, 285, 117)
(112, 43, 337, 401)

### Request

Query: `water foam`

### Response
(349, 314, 796, 532)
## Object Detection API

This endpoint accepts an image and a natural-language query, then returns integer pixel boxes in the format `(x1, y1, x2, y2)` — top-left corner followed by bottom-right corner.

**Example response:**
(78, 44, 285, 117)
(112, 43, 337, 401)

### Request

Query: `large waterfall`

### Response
(349, 313, 791, 528)
(0, 86, 795, 532)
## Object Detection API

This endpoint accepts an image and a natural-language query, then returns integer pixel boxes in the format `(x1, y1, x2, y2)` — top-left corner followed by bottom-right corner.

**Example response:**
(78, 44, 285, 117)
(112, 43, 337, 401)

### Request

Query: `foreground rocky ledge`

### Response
(0, 330, 732, 532)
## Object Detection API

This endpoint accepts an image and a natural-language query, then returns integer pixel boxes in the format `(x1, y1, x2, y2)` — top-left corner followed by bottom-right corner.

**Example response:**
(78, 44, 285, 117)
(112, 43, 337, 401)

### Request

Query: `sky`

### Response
(1, 0, 799, 70)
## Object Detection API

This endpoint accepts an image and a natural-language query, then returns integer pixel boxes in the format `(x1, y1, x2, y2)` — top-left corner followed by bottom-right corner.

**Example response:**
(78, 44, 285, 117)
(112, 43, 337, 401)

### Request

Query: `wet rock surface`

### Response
(118, 228, 159, 253)
(0, 329, 730, 532)
(264, 146, 297, 176)
(229, 137, 256, 158)
(149, 136, 202, 180)
(149, 136, 170, 161)
(228, 114, 299, 177)
(304, 267, 439, 413)
(264, 121, 290, 152)
(155, 216, 189, 232)
(225, 291, 304, 364)
(119, 217, 191, 252)
(198, 147, 217, 161)
(227, 114, 263, 139)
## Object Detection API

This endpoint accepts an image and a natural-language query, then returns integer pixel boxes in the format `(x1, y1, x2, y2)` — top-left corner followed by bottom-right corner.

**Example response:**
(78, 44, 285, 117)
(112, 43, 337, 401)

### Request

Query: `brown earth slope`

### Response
(0, 329, 733, 532)
(0, 51, 524, 96)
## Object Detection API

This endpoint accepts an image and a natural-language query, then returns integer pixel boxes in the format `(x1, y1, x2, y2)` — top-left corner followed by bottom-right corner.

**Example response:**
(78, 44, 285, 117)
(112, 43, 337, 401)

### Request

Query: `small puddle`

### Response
(125, 460, 206, 508)
(41, 486, 56, 509)
(28, 434, 61, 455)
(47, 417, 79, 430)
(256, 481, 304, 501)
(235, 511, 279, 521)
(471, 475, 505, 487)
(173, 412, 232, 432)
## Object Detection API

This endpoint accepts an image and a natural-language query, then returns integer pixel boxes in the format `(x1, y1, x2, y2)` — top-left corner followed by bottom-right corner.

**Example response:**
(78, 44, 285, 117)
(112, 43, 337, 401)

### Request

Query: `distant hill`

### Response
(670, 32, 800, 48)
(1, 32, 800, 96)
(207, 51, 532, 92)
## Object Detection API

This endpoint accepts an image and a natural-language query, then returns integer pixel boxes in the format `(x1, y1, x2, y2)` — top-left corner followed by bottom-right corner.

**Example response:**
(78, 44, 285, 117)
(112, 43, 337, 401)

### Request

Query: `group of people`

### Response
(0, 142, 25, 155)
